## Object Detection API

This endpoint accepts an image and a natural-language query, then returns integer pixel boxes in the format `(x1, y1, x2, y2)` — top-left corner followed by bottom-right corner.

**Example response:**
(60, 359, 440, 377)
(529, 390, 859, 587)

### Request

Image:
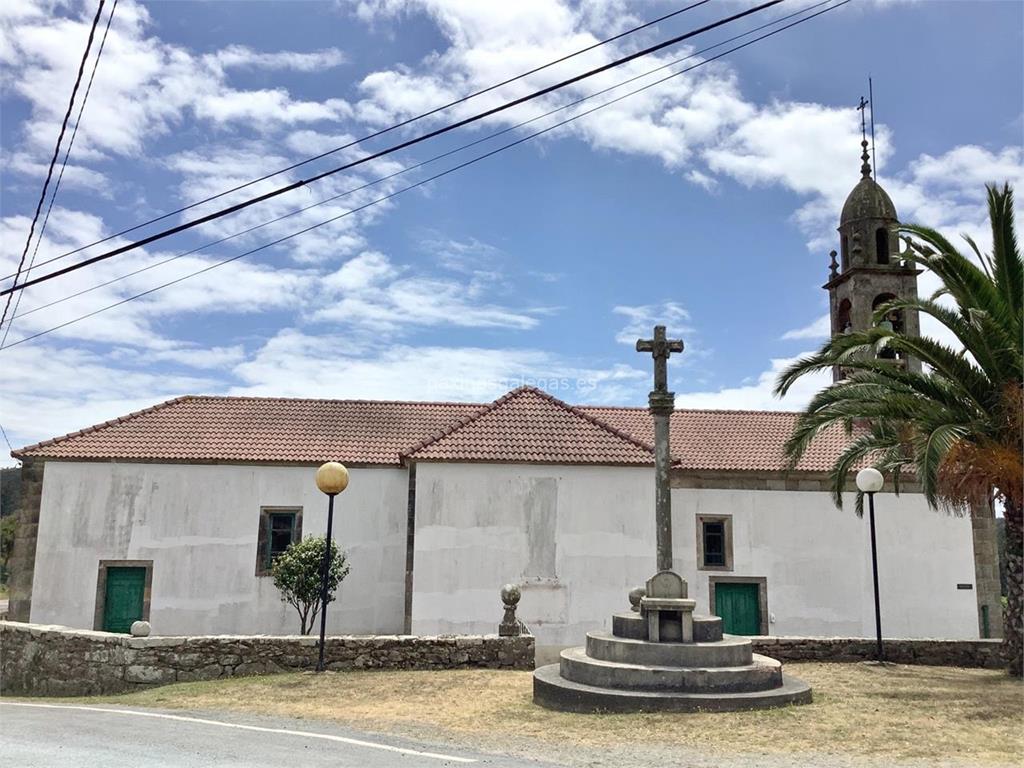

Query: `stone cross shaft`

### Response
(636, 325, 684, 573)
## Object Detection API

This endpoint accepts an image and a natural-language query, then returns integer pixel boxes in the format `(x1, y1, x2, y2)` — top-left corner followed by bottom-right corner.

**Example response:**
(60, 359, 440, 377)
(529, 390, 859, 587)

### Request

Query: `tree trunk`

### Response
(1003, 497, 1023, 677)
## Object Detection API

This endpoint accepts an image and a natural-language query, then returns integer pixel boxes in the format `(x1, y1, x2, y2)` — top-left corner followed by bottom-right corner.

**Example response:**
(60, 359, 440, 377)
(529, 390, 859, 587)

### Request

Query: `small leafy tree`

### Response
(0, 515, 17, 586)
(271, 536, 350, 635)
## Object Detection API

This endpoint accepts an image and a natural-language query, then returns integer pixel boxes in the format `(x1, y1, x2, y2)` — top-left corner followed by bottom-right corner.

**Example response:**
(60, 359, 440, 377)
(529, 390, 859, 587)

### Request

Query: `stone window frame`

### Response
(696, 514, 733, 571)
(255, 507, 303, 577)
(707, 575, 769, 636)
(93, 559, 154, 632)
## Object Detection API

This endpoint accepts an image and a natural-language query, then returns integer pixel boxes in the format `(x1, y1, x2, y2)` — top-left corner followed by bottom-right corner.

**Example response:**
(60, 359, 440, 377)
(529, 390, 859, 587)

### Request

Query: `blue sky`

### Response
(1, 0, 1022, 460)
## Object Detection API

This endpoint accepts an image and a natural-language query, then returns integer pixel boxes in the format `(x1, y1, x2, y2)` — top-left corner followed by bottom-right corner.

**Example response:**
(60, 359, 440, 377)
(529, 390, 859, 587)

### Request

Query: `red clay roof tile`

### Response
(14, 395, 482, 466)
(404, 386, 656, 465)
(579, 406, 851, 473)
(13, 389, 851, 472)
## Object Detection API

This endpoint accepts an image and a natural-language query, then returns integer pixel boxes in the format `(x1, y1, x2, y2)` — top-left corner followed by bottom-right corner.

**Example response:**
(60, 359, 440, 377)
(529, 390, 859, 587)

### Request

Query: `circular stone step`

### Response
(559, 647, 782, 692)
(534, 663, 812, 713)
(611, 612, 645, 639)
(611, 613, 723, 642)
(586, 631, 752, 668)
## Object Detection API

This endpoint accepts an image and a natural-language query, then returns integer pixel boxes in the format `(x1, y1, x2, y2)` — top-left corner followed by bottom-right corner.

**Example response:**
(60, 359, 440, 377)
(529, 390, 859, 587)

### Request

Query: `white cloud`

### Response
(0, 343, 218, 451)
(705, 101, 886, 203)
(323, 250, 398, 291)
(4, 151, 112, 191)
(0, 204, 315, 350)
(909, 145, 1023, 192)
(420, 234, 502, 276)
(194, 91, 352, 126)
(161, 142, 397, 265)
(675, 354, 831, 412)
(781, 313, 830, 341)
(140, 345, 247, 369)
(313, 251, 539, 332)
(210, 45, 347, 72)
(230, 328, 644, 404)
(685, 168, 717, 191)
(1, 1, 355, 164)
(612, 301, 691, 346)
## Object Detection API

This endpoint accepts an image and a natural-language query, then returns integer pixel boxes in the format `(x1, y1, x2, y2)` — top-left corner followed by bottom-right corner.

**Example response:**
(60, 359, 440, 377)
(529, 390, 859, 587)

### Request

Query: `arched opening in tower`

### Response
(873, 293, 903, 360)
(875, 228, 890, 265)
(836, 298, 852, 334)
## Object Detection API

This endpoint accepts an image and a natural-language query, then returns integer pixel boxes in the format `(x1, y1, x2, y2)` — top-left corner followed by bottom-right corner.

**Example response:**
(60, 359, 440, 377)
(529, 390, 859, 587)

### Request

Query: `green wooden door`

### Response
(103, 567, 146, 633)
(715, 582, 760, 635)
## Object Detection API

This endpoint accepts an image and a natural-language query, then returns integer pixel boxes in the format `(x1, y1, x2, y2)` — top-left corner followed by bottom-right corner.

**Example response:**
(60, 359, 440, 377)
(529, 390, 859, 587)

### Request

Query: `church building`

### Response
(7, 154, 1003, 653)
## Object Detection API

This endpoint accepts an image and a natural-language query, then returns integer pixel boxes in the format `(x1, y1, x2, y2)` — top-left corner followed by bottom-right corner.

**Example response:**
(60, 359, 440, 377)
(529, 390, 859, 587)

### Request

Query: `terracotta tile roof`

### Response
(13, 388, 850, 472)
(404, 387, 657, 465)
(580, 406, 851, 473)
(13, 396, 482, 465)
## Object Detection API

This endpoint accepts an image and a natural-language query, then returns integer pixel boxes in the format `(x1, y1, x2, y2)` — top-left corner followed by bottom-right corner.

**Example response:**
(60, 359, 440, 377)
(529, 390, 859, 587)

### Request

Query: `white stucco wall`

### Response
(411, 463, 656, 647)
(30, 461, 408, 635)
(410, 462, 979, 647)
(673, 487, 978, 640)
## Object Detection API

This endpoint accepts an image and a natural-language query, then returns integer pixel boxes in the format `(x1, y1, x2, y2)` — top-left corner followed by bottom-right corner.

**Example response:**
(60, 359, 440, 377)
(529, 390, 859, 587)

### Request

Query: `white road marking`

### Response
(1, 701, 476, 763)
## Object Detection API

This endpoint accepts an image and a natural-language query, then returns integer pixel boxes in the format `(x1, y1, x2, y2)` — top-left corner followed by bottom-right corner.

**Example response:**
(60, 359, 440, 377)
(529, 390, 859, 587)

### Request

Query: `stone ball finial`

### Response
(860, 139, 872, 178)
(828, 249, 839, 279)
(628, 586, 646, 612)
(130, 621, 151, 637)
(499, 584, 523, 637)
(501, 583, 521, 608)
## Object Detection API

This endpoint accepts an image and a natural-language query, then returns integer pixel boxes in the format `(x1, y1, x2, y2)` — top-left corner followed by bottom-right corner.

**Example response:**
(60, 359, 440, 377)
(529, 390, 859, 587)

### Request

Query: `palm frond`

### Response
(778, 183, 1022, 520)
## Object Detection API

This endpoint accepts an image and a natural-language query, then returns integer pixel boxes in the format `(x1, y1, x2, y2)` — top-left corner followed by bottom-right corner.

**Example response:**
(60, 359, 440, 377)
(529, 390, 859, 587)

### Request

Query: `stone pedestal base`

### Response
(533, 600, 812, 712)
(533, 663, 812, 713)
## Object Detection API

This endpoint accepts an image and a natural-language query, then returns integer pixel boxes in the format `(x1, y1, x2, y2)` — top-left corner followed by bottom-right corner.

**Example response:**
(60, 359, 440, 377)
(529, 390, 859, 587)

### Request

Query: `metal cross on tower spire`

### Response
(856, 94, 872, 180)
(857, 95, 869, 142)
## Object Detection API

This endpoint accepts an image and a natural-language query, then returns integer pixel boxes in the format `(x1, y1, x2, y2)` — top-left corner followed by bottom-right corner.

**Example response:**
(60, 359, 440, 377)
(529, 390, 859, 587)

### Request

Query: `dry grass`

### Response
(67, 662, 1022, 764)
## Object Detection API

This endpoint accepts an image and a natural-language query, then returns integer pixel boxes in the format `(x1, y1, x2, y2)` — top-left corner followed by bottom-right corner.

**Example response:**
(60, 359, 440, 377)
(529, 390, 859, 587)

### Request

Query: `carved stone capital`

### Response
(648, 391, 675, 415)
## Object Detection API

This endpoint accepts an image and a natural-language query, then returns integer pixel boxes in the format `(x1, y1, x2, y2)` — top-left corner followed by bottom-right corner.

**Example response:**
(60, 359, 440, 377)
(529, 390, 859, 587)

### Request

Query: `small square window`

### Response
(268, 513, 297, 567)
(697, 515, 732, 571)
(703, 521, 725, 566)
(256, 507, 302, 576)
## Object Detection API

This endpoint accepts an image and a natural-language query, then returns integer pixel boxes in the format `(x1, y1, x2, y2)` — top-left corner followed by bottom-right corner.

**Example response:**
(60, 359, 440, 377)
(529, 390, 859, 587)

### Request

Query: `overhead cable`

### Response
(0, 0, 786, 297)
(8, 0, 834, 325)
(0, 0, 851, 351)
(6, 0, 713, 276)
(0, 0, 108, 327)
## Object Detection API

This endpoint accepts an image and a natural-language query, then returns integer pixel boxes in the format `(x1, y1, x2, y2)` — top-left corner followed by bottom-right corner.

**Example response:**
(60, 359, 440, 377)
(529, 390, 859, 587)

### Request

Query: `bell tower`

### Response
(824, 114, 921, 380)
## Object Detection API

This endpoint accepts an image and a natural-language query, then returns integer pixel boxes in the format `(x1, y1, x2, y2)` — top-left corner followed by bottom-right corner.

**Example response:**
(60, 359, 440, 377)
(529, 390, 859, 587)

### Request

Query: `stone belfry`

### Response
(824, 111, 921, 380)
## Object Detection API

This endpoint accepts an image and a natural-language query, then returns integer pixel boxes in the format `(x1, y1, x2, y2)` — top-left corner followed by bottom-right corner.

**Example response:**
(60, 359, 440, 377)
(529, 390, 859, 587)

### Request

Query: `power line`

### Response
(0, 422, 13, 454)
(0, 0, 107, 328)
(4, 0, 713, 279)
(1, 0, 118, 348)
(0, 0, 850, 351)
(7, 0, 835, 326)
(1, 0, 785, 298)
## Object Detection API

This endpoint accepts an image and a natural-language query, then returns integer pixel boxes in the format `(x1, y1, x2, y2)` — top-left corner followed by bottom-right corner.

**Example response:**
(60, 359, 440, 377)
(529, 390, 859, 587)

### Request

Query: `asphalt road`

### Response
(0, 702, 555, 768)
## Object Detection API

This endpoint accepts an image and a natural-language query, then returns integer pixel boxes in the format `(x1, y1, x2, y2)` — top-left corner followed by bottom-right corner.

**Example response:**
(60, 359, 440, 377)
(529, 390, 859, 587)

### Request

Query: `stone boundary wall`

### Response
(750, 635, 1005, 669)
(0, 621, 534, 697)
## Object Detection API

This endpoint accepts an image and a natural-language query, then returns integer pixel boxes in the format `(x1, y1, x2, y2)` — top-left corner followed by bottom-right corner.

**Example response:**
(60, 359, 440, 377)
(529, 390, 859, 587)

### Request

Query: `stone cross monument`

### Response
(533, 324, 811, 711)
(636, 325, 683, 573)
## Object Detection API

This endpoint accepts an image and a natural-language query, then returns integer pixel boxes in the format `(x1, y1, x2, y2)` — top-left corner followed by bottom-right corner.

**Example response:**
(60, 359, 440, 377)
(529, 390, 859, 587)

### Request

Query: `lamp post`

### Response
(314, 461, 349, 672)
(856, 467, 885, 661)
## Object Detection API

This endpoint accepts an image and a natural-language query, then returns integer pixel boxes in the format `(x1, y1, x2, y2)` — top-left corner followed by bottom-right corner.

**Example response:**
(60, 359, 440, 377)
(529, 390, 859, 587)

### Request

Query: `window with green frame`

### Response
(255, 507, 302, 576)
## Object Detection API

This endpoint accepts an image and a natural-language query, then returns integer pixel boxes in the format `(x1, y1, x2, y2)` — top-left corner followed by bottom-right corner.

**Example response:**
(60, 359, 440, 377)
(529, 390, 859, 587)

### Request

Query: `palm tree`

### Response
(775, 183, 1023, 676)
